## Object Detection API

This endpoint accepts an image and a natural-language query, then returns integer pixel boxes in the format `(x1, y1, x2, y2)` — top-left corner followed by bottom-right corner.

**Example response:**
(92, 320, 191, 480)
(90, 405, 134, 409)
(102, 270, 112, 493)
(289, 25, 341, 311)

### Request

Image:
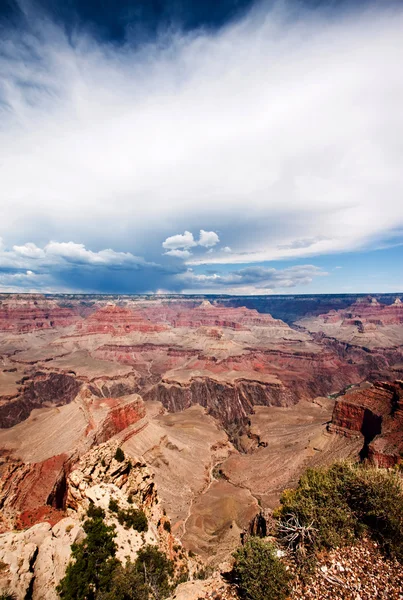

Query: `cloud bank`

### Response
(179, 264, 327, 293)
(0, 1, 402, 292)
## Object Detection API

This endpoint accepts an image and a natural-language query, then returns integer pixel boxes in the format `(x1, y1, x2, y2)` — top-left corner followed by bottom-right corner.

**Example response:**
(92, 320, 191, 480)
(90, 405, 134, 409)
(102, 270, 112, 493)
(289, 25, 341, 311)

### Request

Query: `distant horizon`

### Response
(0, 291, 402, 298)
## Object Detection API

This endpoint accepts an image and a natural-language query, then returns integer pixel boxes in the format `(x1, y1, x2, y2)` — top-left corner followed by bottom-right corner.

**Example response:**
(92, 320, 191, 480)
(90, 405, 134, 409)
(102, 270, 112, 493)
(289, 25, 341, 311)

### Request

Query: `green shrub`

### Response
(57, 509, 118, 599)
(0, 594, 17, 600)
(86, 504, 106, 520)
(96, 561, 148, 600)
(135, 545, 174, 599)
(117, 508, 148, 532)
(278, 462, 403, 560)
(114, 447, 125, 462)
(163, 520, 171, 533)
(232, 538, 290, 600)
(278, 462, 358, 551)
(109, 498, 119, 513)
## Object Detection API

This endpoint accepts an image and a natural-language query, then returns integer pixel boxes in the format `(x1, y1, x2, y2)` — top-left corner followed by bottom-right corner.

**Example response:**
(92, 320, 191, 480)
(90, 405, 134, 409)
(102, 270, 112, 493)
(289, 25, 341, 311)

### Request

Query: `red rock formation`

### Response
(93, 395, 146, 444)
(139, 300, 288, 330)
(0, 296, 80, 333)
(76, 304, 168, 335)
(329, 380, 403, 466)
(0, 453, 70, 531)
(321, 296, 403, 328)
(145, 376, 295, 429)
(0, 394, 146, 530)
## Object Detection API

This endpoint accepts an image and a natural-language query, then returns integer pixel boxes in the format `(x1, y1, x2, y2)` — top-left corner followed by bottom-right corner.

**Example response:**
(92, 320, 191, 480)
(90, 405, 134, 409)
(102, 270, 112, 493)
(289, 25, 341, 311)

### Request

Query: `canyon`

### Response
(0, 292, 402, 595)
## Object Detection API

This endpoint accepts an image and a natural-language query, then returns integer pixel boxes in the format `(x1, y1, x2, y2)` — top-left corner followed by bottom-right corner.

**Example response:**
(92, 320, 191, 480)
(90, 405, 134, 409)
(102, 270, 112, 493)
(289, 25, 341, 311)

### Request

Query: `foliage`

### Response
(163, 520, 171, 533)
(0, 594, 17, 600)
(99, 546, 174, 599)
(117, 507, 148, 532)
(57, 507, 118, 600)
(135, 545, 174, 599)
(114, 447, 125, 462)
(86, 504, 105, 520)
(96, 562, 148, 600)
(232, 538, 290, 600)
(109, 498, 119, 513)
(277, 462, 403, 560)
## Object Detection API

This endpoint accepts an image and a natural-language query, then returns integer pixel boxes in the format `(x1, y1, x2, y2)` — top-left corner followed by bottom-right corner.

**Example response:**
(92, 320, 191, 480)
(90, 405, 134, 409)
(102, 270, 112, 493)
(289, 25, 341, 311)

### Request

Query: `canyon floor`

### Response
(0, 293, 402, 591)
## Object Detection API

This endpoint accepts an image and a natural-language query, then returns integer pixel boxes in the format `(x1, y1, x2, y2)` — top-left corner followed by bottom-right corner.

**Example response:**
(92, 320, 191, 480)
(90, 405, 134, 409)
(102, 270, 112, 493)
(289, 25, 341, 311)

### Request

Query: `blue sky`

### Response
(0, 0, 402, 294)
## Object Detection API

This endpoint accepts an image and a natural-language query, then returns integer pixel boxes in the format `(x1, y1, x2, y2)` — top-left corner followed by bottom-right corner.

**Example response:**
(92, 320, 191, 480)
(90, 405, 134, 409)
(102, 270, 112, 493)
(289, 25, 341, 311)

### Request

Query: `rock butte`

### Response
(0, 293, 402, 578)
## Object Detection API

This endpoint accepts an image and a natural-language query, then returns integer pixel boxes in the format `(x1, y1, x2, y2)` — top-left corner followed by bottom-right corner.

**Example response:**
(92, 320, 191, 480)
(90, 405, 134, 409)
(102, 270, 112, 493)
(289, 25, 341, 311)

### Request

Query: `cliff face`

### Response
(0, 441, 184, 600)
(0, 371, 81, 428)
(145, 376, 295, 429)
(0, 296, 80, 333)
(0, 393, 146, 531)
(329, 380, 403, 466)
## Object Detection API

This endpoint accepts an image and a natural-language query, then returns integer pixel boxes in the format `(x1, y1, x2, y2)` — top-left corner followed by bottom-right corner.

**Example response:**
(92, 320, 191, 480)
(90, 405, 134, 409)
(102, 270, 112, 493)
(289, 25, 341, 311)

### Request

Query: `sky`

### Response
(0, 0, 402, 294)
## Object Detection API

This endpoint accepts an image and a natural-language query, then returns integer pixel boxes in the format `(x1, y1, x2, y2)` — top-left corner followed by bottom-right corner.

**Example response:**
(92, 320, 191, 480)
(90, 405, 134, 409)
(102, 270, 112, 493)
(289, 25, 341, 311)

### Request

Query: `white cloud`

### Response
(0, 2, 402, 275)
(44, 241, 147, 267)
(12, 243, 45, 259)
(163, 248, 192, 259)
(162, 229, 219, 257)
(0, 240, 149, 271)
(198, 230, 220, 248)
(162, 231, 196, 251)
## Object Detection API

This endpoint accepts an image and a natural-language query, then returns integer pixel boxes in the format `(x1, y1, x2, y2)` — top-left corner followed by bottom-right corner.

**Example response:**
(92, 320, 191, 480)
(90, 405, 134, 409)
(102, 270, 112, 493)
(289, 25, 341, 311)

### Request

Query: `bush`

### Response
(114, 447, 125, 462)
(96, 562, 149, 600)
(86, 504, 106, 520)
(232, 538, 290, 600)
(163, 520, 171, 533)
(278, 462, 403, 560)
(57, 508, 118, 599)
(109, 498, 119, 513)
(117, 508, 148, 532)
(135, 545, 174, 599)
(58, 510, 172, 600)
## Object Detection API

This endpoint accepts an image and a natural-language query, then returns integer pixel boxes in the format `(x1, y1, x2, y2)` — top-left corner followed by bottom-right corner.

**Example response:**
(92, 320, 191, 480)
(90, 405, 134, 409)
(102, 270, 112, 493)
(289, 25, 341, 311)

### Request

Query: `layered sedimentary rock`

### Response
(76, 304, 168, 335)
(329, 380, 403, 466)
(0, 296, 80, 333)
(298, 296, 403, 349)
(0, 371, 81, 428)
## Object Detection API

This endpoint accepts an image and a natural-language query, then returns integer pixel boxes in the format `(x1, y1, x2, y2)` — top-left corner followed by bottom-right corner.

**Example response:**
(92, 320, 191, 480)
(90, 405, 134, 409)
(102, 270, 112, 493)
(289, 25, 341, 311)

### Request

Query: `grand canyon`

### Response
(0, 293, 402, 598)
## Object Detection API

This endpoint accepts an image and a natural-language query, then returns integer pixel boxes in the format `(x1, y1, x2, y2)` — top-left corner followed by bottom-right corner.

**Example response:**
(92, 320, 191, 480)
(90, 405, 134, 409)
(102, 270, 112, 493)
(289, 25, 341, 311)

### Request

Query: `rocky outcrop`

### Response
(0, 518, 85, 600)
(0, 393, 146, 531)
(0, 441, 185, 600)
(329, 380, 403, 465)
